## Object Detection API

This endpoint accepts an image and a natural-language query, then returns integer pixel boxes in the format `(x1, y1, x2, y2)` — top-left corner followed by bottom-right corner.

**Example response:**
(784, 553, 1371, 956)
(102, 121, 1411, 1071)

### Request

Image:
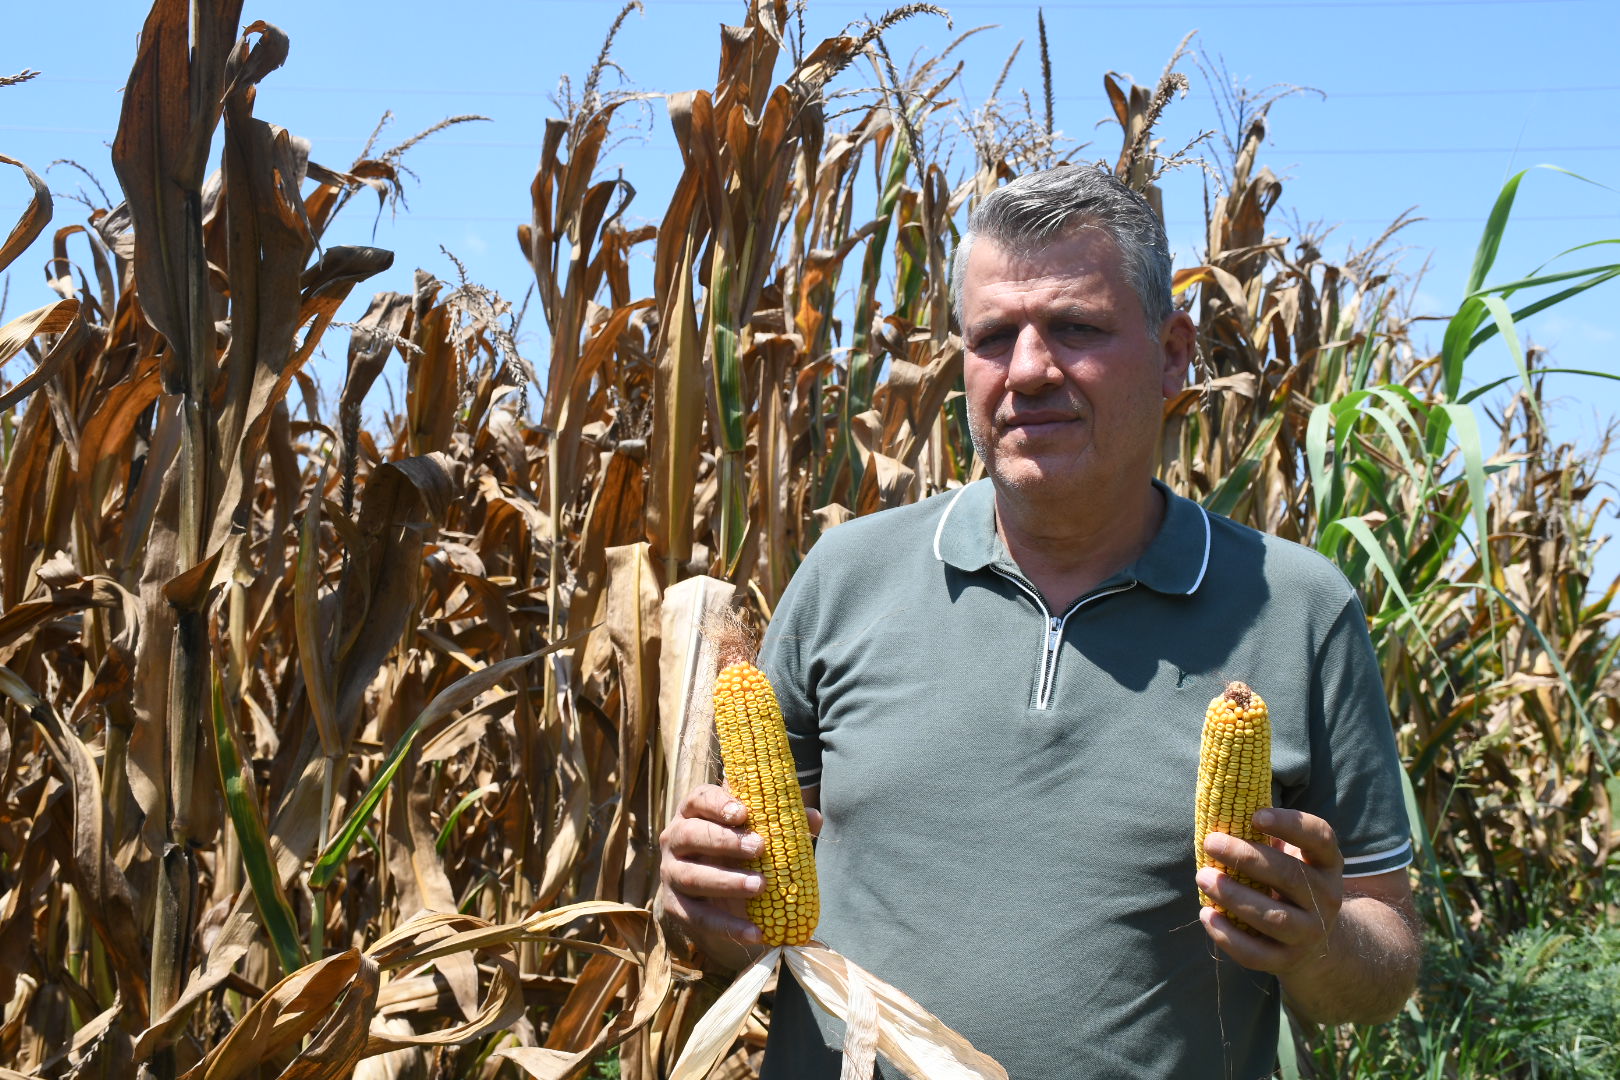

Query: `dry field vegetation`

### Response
(2, 1, 1618, 1077)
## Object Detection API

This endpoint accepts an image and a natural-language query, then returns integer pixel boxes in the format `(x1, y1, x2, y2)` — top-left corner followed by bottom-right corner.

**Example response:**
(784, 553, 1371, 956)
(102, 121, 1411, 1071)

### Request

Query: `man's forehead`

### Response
(973, 222, 1118, 264)
(962, 230, 1123, 301)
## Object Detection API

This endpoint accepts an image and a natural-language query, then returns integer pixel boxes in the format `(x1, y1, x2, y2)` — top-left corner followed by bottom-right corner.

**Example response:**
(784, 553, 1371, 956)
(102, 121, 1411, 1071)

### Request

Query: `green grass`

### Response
(1307, 908, 1620, 1078)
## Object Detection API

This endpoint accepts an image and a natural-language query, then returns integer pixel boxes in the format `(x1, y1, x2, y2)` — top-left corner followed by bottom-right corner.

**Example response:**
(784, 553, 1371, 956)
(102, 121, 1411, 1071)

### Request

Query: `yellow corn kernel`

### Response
(1195, 681, 1272, 927)
(712, 661, 820, 946)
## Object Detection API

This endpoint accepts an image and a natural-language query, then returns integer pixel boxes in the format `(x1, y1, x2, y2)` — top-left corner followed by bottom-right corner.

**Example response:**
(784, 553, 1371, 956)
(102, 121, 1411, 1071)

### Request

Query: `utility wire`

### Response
(518, 0, 1595, 6)
(24, 76, 1620, 99)
(13, 209, 1604, 226)
(5, 126, 1618, 156)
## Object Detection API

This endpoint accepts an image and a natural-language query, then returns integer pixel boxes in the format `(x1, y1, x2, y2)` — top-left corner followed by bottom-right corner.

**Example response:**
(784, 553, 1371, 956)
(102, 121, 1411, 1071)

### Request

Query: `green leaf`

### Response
(1434, 403, 1492, 586)
(1277, 1010, 1301, 1080)
(309, 632, 588, 889)
(1305, 401, 1334, 525)
(1363, 382, 1428, 425)
(1328, 391, 1372, 515)
(1468, 261, 1620, 299)
(1466, 168, 1531, 295)
(1464, 266, 1620, 357)
(1477, 294, 1544, 430)
(1458, 366, 1620, 406)
(1399, 763, 1461, 942)
(1320, 516, 1441, 673)
(1204, 409, 1284, 518)
(1446, 163, 1616, 398)
(1439, 296, 1488, 402)
(212, 672, 307, 977)
(1348, 295, 1389, 391)
(709, 259, 746, 455)
(437, 783, 499, 853)
(1357, 403, 1421, 486)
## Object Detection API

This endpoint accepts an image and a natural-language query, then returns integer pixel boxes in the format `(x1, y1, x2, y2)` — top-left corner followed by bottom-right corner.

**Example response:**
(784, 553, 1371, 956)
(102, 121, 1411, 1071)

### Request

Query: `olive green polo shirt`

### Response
(756, 478, 1411, 1080)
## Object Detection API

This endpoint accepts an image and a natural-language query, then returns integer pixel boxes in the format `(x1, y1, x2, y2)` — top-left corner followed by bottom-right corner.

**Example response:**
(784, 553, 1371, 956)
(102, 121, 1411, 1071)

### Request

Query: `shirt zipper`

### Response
(990, 568, 1137, 710)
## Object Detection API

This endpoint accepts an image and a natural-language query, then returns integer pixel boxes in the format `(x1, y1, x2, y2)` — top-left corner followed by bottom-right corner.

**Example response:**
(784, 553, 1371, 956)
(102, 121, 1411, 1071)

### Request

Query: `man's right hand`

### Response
(657, 783, 822, 967)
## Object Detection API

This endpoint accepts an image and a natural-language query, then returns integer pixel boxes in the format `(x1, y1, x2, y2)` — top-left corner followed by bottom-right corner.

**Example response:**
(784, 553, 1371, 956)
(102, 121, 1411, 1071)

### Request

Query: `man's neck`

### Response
(993, 481, 1166, 611)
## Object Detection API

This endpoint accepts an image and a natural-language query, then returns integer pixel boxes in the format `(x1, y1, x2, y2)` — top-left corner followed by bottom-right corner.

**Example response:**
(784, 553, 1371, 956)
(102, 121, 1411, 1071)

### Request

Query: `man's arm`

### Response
(1198, 808, 1421, 1025)
(658, 782, 822, 972)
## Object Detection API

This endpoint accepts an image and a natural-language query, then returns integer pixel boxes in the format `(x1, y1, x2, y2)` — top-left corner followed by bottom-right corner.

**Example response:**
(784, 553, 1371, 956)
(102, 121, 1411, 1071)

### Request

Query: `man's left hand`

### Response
(1196, 808, 1421, 1026)
(1196, 807, 1342, 974)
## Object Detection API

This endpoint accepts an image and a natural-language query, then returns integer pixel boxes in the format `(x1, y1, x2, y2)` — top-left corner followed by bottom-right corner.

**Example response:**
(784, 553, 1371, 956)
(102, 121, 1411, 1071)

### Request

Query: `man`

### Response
(660, 166, 1420, 1078)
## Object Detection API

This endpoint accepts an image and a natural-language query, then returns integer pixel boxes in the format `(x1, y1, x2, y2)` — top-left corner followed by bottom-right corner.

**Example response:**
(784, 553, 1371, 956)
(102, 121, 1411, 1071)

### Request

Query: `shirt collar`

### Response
(932, 477, 1212, 596)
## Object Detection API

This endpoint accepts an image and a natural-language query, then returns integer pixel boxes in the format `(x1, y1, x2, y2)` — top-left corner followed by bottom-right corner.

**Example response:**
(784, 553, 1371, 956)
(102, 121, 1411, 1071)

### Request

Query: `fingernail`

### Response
(1254, 809, 1275, 827)
(743, 874, 763, 892)
(741, 834, 763, 856)
(1196, 868, 1219, 892)
(724, 801, 744, 822)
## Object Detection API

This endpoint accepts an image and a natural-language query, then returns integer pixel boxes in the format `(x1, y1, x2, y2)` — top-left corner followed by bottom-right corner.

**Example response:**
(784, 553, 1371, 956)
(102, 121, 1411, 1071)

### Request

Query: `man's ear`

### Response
(1158, 310, 1196, 397)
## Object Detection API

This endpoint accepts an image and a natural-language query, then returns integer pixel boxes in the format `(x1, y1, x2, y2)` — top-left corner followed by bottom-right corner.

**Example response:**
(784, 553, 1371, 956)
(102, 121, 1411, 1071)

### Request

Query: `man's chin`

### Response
(984, 456, 1088, 494)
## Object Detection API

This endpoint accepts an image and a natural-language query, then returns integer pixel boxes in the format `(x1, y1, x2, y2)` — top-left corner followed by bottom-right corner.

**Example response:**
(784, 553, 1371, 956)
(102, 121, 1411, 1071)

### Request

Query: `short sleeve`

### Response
(759, 551, 825, 789)
(1286, 592, 1413, 878)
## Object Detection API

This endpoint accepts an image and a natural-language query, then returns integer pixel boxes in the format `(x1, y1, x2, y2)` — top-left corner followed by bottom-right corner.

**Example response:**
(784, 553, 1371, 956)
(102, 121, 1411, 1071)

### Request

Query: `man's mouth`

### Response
(1000, 409, 1080, 433)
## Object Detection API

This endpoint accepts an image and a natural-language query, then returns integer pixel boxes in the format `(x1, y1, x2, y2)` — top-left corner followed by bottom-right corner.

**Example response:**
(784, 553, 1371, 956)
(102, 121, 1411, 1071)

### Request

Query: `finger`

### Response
(1253, 809, 1343, 872)
(677, 783, 751, 828)
(1196, 867, 1319, 948)
(663, 851, 765, 901)
(661, 886, 764, 946)
(664, 815, 764, 863)
(1203, 832, 1305, 895)
(806, 807, 824, 837)
(1199, 904, 1291, 971)
(1204, 833, 1341, 921)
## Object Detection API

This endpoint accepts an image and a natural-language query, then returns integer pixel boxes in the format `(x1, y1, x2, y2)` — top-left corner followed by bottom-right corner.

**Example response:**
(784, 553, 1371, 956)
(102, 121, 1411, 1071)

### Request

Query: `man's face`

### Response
(959, 228, 1192, 500)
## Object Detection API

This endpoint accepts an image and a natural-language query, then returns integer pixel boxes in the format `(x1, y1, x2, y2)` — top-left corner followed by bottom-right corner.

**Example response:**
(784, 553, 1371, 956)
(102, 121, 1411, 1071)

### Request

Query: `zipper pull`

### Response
(1046, 617, 1062, 653)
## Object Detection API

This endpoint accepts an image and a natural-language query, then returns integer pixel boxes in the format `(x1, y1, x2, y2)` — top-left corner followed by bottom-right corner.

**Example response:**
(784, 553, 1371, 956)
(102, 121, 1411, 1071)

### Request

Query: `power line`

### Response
(3, 125, 118, 136)
(523, 0, 1594, 6)
(398, 214, 1620, 225)
(14, 208, 1605, 226)
(26, 76, 1620, 100)
(1054, 85, 1620, 101)
(1278, 145, 1620, 155)
(6, 126, 1618, 157)
(1303, 85, 1620, 98)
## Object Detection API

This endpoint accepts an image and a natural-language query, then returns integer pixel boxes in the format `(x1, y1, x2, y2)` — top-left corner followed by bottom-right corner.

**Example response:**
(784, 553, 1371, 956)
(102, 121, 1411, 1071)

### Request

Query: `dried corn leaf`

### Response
(0, 153, 51, 272)
(0, 667, 150, 1023)
(668, 947, 780, 1080)
(0, 299, 81, 409)
(784, 945, 1007, 1080)
(178, 949, 373, 1080)
(111, 0, 244, 387)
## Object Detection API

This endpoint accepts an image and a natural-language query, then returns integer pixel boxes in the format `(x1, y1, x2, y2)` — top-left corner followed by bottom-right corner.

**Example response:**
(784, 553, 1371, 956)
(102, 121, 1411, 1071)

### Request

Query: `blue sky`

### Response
(4, 0, 1618, 584)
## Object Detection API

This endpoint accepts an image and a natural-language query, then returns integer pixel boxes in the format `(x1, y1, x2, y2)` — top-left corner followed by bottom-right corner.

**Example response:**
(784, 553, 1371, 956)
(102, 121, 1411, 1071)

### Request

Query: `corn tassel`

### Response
(713, 661, 820, 946)
(1195, 681, 1272, 926)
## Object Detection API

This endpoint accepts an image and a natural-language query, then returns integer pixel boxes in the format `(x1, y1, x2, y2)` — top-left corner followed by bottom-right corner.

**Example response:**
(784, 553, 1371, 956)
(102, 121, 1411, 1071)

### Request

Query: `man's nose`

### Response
(1005, 325, 1063, 392)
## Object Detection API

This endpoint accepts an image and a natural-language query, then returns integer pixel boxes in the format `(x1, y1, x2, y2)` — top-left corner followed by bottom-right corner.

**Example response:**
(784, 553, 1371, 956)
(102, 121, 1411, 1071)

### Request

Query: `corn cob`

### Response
(1195, 681, 1272, 925)
(712, 661, 820, 946)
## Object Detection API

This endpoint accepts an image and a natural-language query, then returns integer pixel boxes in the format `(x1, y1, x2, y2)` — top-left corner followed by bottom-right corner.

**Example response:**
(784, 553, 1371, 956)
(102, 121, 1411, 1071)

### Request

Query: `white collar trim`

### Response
(1187, 502, 1212, 595)
(932, 483, 974, 562)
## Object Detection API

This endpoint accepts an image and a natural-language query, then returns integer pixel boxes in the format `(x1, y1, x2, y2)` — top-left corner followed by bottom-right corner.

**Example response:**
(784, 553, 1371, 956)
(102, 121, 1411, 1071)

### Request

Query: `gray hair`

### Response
(951, 166, 1173, 331)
